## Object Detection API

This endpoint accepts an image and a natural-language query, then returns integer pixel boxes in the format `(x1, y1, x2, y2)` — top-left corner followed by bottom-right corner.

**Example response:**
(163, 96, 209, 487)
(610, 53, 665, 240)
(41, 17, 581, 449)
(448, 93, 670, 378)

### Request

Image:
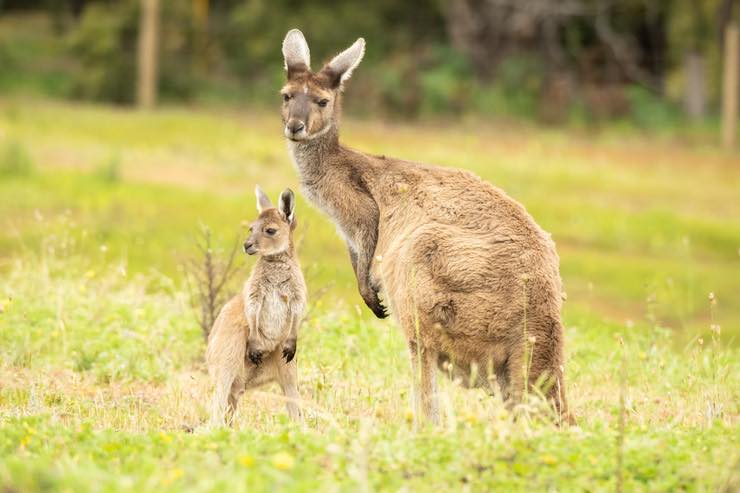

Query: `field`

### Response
(0, 99, 738, 491)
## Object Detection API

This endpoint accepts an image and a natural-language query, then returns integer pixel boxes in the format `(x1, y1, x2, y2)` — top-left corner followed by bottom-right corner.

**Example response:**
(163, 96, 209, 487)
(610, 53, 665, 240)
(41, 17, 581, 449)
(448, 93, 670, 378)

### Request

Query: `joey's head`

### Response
(243, 186, 297, 257)
(280, 29, 365, 142)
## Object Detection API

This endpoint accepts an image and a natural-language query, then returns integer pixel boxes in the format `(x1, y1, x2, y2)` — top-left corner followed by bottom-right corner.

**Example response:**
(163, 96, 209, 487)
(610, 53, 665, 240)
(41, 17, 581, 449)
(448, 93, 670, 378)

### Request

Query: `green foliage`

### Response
(626, 85, 683, 129)
(68, 0, 195, 103)
(67, 1, 138, 103)
(418, 46, 474, 115)
(476, 56, 545, 119)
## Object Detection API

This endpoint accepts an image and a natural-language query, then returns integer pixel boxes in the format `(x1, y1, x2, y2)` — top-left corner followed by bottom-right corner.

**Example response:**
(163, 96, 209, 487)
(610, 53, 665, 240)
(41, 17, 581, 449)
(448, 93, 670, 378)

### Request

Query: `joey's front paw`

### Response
(248, 349, 263, 366)
(282, 339, 297, 363)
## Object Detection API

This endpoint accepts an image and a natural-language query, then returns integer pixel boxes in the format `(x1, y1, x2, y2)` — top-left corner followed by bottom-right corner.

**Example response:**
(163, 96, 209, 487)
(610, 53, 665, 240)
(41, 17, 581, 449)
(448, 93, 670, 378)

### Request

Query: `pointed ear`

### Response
(282, 29, 311, 79)
(255, 185, 273, 213)
(320, 37, 365, 88)
(278, 188, 296, 226)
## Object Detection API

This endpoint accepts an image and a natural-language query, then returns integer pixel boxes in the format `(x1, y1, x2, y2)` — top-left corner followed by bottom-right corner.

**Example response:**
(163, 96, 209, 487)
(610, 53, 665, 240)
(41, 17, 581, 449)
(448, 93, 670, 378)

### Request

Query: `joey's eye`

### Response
(265, 228, 277, 235)
(318, 99, 329, 107)
(282, 94, 291, 102)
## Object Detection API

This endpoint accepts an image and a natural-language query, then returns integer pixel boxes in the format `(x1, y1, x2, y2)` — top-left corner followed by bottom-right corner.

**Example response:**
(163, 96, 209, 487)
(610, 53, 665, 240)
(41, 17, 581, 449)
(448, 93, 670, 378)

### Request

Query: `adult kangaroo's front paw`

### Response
(366, 292, 389, 319)
(371, 300, 388, 319)
(361, 284, 388, 319)
(248, 349, 263, 366)
(282, 339, 297, 363)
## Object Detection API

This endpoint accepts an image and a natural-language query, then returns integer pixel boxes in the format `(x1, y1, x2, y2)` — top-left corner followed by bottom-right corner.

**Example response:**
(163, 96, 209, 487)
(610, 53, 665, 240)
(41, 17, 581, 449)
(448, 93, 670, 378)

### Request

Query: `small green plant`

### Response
(94, 153, 121, 183)
(0, 139, 34, 176)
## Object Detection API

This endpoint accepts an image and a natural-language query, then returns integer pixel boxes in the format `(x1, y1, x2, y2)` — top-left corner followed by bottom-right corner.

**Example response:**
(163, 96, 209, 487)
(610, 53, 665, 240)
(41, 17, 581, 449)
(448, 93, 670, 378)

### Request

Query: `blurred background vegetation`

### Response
(0, 0, 737, 127)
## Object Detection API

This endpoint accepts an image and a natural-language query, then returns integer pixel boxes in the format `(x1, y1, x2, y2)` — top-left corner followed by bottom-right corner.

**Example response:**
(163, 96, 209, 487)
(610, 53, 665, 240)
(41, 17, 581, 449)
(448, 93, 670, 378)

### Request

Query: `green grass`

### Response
(0, 99, 738, 491)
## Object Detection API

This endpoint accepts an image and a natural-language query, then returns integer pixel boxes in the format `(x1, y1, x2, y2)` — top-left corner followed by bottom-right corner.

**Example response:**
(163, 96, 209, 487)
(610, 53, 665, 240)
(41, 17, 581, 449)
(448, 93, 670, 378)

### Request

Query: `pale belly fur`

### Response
(254, 289, 291, 345)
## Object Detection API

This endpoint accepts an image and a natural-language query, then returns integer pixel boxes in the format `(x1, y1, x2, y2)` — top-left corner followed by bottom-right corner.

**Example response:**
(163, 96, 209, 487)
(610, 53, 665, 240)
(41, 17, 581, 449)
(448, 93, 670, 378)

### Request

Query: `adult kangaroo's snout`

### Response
(285, 118, 306, 139)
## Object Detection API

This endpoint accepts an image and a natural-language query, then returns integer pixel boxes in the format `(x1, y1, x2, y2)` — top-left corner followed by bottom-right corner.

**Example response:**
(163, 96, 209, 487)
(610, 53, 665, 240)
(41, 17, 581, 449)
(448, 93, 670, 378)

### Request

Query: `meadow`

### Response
(0, 99, 738, 491)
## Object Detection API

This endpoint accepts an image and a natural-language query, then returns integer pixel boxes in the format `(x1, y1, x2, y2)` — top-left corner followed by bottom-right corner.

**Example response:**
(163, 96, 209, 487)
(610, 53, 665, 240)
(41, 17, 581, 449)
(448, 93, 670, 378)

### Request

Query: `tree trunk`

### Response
(684, 51, 706, 119)
(192, 0, 209, 74)
(137, 0, 159, 109)
(722, 22, 738, 149)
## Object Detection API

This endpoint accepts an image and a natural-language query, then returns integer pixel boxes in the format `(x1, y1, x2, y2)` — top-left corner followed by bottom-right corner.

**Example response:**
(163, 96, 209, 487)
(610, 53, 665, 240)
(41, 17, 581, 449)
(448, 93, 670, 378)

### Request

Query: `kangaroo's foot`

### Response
(248, 348, 263, 366)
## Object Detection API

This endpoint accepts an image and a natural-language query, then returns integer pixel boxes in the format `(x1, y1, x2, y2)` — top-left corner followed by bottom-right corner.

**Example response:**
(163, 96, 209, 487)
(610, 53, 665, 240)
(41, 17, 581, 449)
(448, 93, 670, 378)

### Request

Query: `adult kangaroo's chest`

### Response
(302, 181, 358, 250)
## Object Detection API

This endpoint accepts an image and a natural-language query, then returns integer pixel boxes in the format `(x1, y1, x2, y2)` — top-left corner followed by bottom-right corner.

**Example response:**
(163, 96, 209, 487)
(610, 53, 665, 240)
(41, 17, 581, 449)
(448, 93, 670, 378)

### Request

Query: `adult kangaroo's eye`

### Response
(265, 228, 277, 235)
(318, 99, 329, 107)
(282, 94, 291, 102)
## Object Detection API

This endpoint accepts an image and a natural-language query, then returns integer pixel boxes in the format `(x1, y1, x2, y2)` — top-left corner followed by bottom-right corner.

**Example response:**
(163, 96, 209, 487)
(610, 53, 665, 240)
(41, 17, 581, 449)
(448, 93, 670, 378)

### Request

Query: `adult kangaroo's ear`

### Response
(255, 185, 273, 213)
(282, 29, 311, 78)
(321, 37, 365, 88)
(278, 188, 296, 227)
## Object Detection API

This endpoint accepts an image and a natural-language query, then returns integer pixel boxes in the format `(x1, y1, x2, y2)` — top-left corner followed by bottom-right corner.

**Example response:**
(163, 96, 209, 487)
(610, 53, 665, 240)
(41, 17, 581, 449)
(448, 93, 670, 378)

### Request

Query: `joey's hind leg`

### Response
(225, 376, 246, 427)
(274, 358, 301, 421)
(210, 371, 243, 427)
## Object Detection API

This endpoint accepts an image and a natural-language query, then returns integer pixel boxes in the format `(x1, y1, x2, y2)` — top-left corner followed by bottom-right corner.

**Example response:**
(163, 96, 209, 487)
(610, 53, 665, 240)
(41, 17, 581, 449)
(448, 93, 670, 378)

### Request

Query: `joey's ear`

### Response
(278, 188, 296, 225)
(255, 185, 273, 213)
(320, 37, 365, 88)
(282, 29, 311, 78)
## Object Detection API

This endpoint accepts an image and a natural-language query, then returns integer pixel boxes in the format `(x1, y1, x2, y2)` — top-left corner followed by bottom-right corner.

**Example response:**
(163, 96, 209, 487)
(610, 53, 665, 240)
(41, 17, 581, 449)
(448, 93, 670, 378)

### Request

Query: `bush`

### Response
(476, 55, 545, 119)
(626, 85, 683, 129)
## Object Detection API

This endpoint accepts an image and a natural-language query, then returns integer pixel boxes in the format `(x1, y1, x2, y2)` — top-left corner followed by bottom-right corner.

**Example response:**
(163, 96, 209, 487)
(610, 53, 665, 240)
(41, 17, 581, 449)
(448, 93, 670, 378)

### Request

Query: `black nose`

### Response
(288, 121, 305, 134)
(243, 241, 252, 253)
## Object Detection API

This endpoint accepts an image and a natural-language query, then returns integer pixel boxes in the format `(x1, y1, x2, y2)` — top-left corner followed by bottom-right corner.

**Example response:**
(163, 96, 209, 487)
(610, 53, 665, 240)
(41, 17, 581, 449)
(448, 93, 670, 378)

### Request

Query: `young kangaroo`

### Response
(279, 30, 571, 424)
(206, 186, 306, 426)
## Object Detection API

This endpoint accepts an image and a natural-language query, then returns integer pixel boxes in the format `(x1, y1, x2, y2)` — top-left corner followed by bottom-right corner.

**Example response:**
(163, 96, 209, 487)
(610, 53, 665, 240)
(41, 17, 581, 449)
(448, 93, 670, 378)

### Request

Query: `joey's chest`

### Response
(245, 284, 294, 340)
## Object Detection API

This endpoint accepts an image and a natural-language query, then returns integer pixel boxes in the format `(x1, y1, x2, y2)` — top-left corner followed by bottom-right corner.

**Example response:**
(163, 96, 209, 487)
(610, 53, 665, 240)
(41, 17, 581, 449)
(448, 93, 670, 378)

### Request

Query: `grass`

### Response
(0, 99, 738, 491)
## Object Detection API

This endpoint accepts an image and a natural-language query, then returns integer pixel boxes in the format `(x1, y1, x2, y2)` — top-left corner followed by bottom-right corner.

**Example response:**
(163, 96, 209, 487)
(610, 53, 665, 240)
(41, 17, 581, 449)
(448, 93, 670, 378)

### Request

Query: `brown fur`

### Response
(280, 30, 570, 424)
(206, 187, 306, 426)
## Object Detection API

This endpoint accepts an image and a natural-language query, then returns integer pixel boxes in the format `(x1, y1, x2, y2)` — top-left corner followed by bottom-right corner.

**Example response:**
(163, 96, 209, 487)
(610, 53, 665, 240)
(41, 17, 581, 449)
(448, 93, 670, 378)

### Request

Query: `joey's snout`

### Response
(243, 240, 258, 255)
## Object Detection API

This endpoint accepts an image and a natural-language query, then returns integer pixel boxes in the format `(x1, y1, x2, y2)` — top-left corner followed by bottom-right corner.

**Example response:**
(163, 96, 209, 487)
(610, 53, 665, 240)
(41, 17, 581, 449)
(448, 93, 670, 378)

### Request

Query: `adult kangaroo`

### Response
(280, 29, 570, 423)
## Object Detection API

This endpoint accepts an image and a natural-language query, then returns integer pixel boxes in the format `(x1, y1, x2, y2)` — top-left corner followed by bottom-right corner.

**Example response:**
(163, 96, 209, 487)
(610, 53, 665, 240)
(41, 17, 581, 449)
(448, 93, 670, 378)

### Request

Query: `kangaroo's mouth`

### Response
(284, 126, 308, 142)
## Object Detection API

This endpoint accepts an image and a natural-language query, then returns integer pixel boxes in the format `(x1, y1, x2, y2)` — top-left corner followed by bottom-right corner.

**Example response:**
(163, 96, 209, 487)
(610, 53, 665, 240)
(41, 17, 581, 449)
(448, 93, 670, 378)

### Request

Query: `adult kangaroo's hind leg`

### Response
(526, 319, 572, 424)
(408, 340, 440, 426)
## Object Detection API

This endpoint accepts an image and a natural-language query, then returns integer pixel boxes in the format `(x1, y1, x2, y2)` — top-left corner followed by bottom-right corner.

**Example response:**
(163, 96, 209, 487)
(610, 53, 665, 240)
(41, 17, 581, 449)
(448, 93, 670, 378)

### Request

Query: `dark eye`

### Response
(318, 99, 329, 107)
(265, 228, 277, 235)
(282, 94, 291, 102)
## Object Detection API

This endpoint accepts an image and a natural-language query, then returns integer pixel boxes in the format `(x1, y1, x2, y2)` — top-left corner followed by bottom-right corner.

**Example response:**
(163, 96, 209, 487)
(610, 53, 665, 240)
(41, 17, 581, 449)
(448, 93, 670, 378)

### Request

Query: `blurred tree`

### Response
(192, 0, 209, 74)
(2, 0, 736, 122)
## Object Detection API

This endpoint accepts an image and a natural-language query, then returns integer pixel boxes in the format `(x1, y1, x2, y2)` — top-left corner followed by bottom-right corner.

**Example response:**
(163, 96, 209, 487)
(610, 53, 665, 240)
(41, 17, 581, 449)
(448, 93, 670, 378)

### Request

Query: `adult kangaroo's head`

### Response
(280, 29, 365, 142)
